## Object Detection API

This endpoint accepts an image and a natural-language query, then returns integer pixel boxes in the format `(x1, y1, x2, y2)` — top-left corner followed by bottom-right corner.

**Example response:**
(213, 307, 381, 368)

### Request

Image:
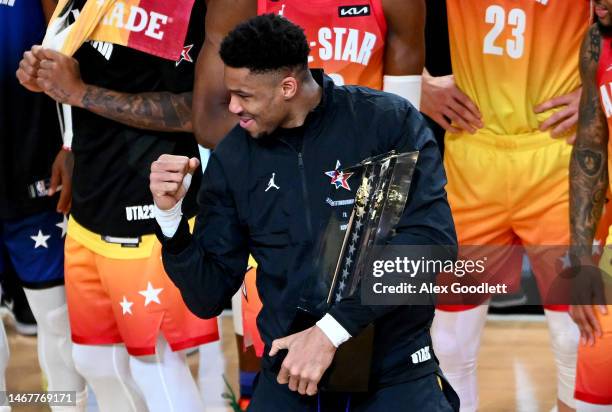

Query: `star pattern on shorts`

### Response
(138, 282, 163, 306)
(56, 214, 68, 238)
(31, 230, 50, 249)
(119, 296, 134, 315)
(559, 251, 571, 270)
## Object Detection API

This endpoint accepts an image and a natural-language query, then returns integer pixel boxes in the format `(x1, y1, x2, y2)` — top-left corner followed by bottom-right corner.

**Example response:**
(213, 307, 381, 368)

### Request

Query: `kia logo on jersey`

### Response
(338, 5, 370, 17)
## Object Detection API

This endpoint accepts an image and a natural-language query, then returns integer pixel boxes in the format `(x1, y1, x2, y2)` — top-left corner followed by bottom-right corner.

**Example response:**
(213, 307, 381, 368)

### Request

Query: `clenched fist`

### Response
(16, 45, 44, 93)
(150, 154, 200, 211)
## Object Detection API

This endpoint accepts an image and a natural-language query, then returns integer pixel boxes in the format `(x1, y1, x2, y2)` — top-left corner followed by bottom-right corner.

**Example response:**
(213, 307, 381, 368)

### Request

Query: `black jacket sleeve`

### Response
(327, 106, 457, 337)
(155, 153, 249, 319)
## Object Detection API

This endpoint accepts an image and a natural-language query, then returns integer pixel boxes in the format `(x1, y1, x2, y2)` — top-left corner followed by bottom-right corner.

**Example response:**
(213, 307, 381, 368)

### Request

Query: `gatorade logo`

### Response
(338, 5, 370, 17)
(102, 2, 169, 40)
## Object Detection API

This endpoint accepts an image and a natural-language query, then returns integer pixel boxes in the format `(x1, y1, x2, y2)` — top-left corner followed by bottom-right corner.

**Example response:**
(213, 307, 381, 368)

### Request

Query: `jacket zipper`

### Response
(297, 151, 313, 239)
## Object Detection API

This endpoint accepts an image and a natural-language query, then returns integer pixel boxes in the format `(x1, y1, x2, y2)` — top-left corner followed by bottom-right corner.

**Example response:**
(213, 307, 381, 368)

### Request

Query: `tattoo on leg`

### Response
(576, 149, 603, 177)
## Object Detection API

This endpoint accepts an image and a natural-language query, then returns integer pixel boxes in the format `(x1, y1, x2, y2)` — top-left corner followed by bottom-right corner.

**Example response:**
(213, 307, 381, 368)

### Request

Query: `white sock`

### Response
(544, 309, 579, 409)
(0, 314, 9, 412)
(198, 332, 227, 411)
(22, 287, 85, 392)
(431, 305, 489, 412)
(129, 337, 204, 412)
(72, 343, 147, 412)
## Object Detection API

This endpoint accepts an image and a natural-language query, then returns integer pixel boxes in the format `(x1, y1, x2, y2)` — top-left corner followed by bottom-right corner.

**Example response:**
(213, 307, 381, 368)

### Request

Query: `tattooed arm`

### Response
(570, 24, 609, 259)
(78, 87, 193, 132)
(569, 23, 609, 346)
(23, 47, 193, 132)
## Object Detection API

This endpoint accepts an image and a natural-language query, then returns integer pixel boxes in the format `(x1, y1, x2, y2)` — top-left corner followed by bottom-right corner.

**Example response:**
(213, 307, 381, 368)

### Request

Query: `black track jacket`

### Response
(156, 70, 457, 385)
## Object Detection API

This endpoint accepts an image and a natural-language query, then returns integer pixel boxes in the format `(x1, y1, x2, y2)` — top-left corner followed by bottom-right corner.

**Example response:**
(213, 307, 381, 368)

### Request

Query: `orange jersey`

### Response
(257, 0, 387, 89)
(447, 0, 590, 135)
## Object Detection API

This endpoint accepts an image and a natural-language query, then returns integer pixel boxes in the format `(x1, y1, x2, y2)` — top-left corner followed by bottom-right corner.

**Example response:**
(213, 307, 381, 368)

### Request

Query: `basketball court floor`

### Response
(5, 312, 559, 412)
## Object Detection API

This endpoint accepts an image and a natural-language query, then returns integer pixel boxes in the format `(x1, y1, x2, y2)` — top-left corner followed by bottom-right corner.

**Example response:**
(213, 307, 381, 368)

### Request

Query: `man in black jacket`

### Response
(151, 14, 458, 411)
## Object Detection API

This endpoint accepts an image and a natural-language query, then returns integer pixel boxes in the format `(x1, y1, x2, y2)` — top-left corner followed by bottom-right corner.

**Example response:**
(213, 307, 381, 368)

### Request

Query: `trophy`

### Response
(276, 150, 419, 392)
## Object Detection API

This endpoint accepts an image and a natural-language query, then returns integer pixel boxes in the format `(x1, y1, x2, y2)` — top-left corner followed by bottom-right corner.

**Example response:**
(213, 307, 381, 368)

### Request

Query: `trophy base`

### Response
(271, 309, 374, 393)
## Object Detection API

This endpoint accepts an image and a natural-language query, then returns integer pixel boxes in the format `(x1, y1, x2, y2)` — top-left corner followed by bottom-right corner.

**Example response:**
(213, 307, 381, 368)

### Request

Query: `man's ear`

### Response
(281, 76, 298, 100)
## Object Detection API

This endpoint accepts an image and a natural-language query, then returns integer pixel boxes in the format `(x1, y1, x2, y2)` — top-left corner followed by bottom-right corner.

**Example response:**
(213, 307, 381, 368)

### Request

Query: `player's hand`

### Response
(568, 257, 608, 346)
(270, 326, 337, 396)
(35, 48, 86, 107)
(534, 87, 581, 144)
(150, 155, 200, 211)
(421, 73, 483, 134)
(49, 149, 73, 214)
(16, 45, 44, 93)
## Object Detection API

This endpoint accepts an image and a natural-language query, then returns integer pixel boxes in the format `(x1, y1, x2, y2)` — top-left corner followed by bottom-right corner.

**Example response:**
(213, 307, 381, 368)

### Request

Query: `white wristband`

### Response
(153, 173, 193, 238)
(383, 75, 422, 110)
(153, 200, 183, 238)
(316, 314, 352, 348)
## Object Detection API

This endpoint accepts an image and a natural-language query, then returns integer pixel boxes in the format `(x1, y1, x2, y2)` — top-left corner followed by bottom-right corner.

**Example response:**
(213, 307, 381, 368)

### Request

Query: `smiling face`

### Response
(595, 1, 612, 29)
(224, 66, 298, 138)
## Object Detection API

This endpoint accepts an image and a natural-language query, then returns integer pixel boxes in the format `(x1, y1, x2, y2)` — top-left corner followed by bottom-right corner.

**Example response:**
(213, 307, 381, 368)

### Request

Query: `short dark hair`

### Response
(219, 14, 310, 73)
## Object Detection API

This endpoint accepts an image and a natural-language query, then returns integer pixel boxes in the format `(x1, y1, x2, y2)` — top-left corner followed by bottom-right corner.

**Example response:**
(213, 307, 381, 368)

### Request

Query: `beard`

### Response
(597, 17, 612, 36)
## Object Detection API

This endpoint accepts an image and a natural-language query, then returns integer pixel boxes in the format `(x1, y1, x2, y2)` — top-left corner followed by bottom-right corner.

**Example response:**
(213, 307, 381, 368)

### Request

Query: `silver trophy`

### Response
(281, 150, 419, 392)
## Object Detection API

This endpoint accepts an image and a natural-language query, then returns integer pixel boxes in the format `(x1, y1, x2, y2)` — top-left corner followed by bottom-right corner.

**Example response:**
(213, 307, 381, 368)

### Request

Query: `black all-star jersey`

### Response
(69, 0, 205, 237)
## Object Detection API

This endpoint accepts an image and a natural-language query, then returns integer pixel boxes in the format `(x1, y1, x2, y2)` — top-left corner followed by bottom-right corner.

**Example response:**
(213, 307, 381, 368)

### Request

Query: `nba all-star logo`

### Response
(325, 160, 353, 191)
(175, 44, 194, 67)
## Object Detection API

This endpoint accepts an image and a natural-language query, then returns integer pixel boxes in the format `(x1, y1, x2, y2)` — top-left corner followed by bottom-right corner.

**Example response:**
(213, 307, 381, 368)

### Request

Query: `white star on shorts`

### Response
(138, 282, 163, 306)
(559, 252, 571, 270)
(30, 230, 51, 249)
(119, 296, 134, 315)
(56, 215, 68, 238)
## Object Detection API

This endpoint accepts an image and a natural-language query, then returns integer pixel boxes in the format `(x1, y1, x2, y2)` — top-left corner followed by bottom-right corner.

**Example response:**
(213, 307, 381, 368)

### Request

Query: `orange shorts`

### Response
(439, 131, 572, 312)
(242, 266, 264, 357)
(575, 244, 612, 405)
(64, 234, 219, 356)
(575, 305, 612, 405)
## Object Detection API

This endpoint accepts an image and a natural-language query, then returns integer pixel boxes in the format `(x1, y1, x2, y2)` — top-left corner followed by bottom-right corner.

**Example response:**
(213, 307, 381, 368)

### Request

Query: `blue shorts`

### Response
(0, 211, 65, 289)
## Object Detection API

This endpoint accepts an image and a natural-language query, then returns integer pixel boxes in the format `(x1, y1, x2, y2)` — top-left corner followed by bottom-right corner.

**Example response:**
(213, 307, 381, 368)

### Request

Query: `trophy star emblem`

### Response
(325, 160, 353, 191)
(348, 244, 356, 255)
